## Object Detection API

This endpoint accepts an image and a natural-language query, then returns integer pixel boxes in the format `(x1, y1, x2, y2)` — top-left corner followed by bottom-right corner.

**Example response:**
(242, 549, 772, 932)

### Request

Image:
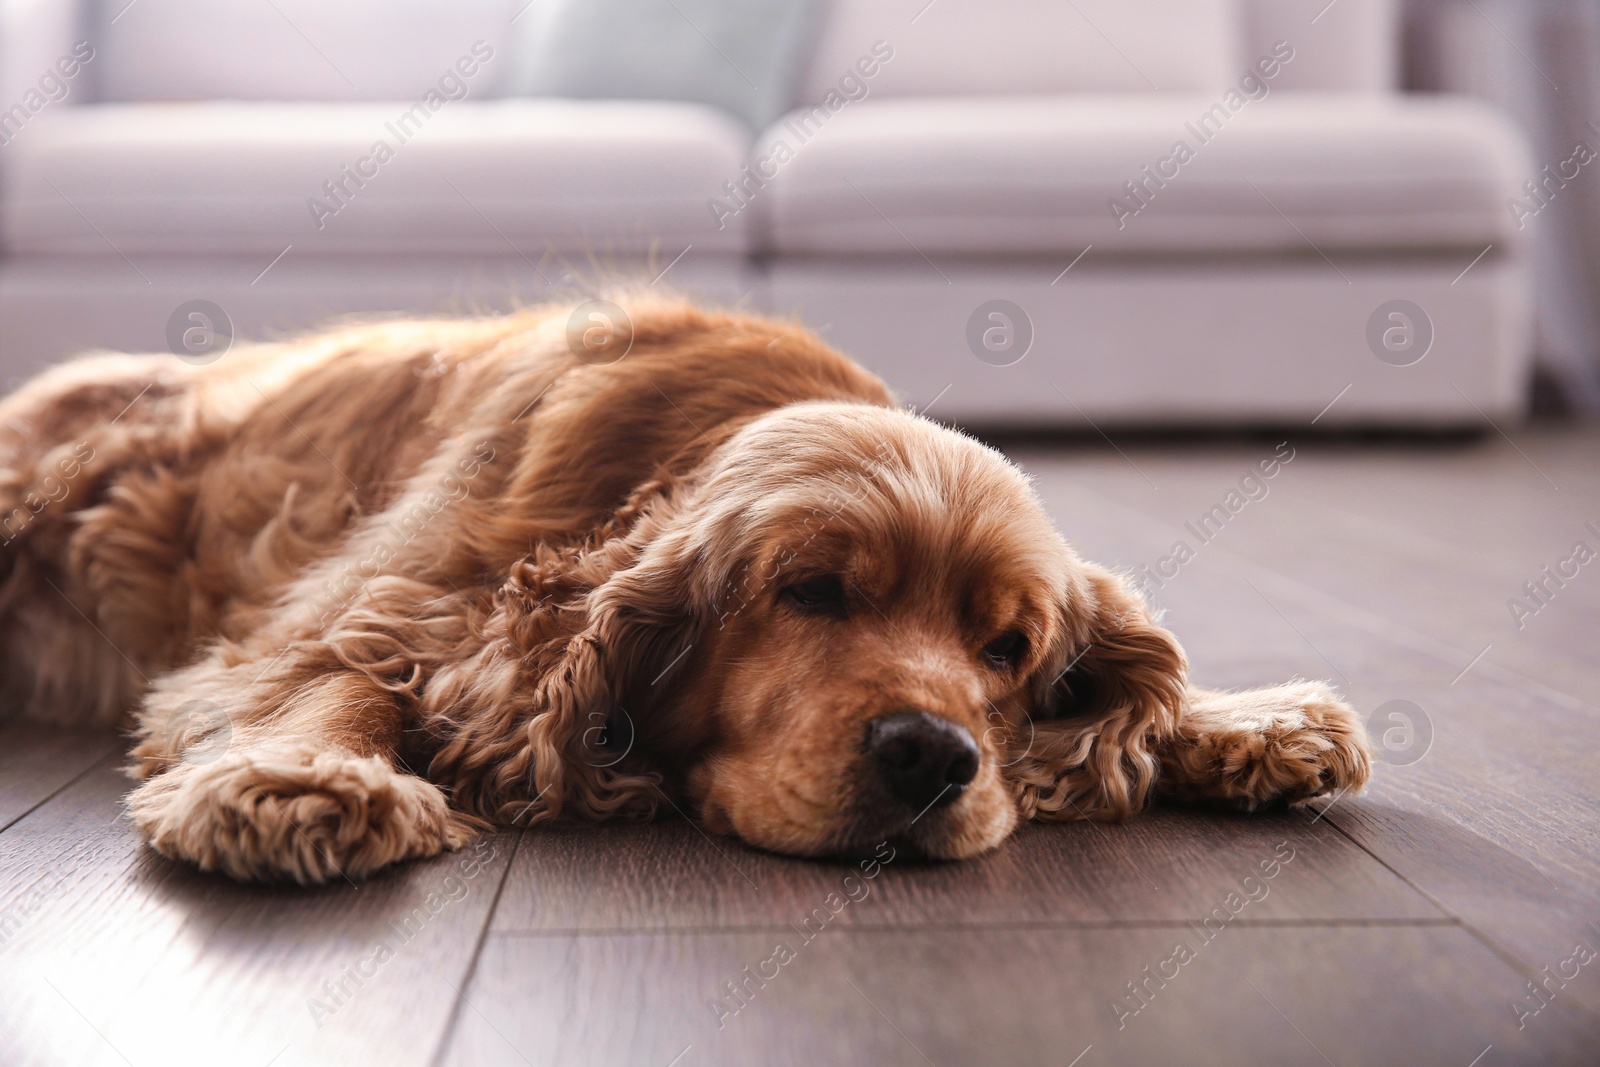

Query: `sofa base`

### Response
(0, 253, 751, 390)
(0, 251, 1530, 429)
(761, 253, 1532, 429)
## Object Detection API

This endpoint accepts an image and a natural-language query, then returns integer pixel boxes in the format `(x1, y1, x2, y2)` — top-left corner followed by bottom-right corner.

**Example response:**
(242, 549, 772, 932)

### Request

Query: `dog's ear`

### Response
(425, 474, 713, 825)
(1009, 562, 1187, 822)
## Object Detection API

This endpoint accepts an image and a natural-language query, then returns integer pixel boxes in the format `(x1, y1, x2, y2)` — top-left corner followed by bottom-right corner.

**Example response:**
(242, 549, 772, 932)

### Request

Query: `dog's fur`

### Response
(0, 297, 1371, 882)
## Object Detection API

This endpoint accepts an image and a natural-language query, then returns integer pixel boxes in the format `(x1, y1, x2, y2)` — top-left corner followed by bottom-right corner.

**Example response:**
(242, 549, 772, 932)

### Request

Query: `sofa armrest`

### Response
(1243, 0, 1398, 92)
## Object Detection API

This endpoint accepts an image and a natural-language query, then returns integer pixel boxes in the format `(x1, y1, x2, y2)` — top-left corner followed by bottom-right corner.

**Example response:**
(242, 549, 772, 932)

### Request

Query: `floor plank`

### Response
(488, 811, 1439, 935)
(3, 427, 1597, 1065)
(1012, 436, 1600, 1020)
(0, 763, 519, 1067)
(0, 722, 118, 831)
(1016, 433, 1600, 707)
(445, 925, 1592, 1066)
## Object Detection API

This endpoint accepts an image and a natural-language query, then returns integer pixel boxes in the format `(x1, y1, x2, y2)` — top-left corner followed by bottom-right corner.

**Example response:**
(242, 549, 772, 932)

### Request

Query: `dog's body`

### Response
(0, 298, 1371, 882)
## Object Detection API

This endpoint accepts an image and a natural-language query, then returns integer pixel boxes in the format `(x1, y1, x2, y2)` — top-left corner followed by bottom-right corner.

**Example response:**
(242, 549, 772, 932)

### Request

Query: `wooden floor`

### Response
(2, 424, 1598, 1067)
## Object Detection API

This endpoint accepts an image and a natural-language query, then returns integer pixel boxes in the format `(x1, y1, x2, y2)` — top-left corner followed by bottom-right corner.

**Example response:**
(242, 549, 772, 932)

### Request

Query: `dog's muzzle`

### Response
(865, 711, 979, 812)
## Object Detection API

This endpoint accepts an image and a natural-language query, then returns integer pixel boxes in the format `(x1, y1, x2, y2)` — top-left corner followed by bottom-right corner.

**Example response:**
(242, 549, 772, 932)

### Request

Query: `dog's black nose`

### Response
(867, 711, 980, 811)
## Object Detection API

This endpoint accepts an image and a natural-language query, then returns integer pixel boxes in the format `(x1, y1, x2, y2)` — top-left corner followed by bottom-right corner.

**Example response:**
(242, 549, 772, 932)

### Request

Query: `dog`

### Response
(0, 296, 1371, 883)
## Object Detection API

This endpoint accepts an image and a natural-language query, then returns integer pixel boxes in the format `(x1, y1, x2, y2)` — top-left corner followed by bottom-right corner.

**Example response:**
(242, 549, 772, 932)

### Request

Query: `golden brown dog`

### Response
(0, 296, 1371, 883)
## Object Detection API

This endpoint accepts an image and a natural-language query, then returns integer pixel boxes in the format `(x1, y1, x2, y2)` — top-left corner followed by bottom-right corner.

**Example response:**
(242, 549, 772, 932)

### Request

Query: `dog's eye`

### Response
(982, 630, 1027, 668)
(781, 575, 846, 613)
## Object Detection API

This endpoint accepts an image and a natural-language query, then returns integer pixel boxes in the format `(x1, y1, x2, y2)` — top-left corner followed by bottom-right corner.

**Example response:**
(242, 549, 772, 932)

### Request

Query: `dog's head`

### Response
(525, 402, 1186, 859)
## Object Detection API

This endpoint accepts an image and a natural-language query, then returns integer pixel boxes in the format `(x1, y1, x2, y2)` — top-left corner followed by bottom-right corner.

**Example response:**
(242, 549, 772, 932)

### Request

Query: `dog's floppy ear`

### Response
(425, 474, 712, 825)
(1010, 562, 1187, 822)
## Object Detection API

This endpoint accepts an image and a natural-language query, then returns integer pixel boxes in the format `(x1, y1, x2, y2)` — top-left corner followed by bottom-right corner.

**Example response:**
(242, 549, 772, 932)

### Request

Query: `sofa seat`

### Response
(3, 100, 749, 258)
(753, 95, 1528, 257)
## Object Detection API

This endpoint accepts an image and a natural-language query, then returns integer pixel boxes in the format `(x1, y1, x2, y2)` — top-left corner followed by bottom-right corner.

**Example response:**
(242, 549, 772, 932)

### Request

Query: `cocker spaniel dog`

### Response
(0, 297, 1370, 883)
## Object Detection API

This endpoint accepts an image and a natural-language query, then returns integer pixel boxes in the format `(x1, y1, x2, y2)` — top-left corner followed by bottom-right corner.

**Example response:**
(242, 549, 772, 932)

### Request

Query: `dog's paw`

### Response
(127, 740, 476, 884)
(1187, 681, 1373, 811)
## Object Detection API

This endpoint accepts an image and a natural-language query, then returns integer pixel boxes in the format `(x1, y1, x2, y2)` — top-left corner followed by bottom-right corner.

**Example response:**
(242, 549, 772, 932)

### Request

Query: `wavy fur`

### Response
(0, 296, 1372, 882)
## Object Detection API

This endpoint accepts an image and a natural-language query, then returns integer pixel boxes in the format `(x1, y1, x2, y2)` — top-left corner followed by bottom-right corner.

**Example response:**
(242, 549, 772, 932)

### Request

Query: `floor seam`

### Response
(1319, 809, 1600, 1031)
(426, 828, 525, 1067)
(483, 917, 1464, 938)
(0, 747, 120, 837)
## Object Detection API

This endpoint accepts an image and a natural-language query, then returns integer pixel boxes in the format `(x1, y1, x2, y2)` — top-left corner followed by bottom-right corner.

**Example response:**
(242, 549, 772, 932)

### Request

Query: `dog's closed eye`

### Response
(781, 575, 847, 615)
(981, 630, 1027, 669)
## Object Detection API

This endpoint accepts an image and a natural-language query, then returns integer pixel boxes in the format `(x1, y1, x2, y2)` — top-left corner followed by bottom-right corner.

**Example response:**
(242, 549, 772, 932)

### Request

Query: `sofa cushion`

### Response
(797, 0, 1242, 102)
(750, 95, 1530, 257)
(90, 0, 523, 102)
(4, 100, 749, 257)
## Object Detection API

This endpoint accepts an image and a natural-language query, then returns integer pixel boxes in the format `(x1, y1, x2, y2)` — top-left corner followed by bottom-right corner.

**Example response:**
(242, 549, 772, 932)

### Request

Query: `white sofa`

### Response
(0, 0, 1532, 427)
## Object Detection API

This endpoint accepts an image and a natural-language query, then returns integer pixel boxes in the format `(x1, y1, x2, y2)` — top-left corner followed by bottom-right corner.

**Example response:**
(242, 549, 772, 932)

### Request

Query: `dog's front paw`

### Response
(1179, 681, 1373, 811)
(127, 740, 477, 883)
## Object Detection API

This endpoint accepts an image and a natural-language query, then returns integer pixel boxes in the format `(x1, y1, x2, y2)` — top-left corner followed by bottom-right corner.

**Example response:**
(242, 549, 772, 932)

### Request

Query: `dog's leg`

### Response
(127, 653, 480, 884)
(1155, 682, 1372, 810)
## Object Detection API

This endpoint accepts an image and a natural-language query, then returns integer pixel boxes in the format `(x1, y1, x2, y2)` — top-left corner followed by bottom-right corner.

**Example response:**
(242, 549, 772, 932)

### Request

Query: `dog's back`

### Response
(0, 300, 892, 727)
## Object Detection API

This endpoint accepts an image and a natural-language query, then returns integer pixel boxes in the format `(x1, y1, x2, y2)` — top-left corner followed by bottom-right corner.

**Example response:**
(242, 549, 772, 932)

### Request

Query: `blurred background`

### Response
(4, 6, 1600, 1065)
(0, 0, 1593, 430)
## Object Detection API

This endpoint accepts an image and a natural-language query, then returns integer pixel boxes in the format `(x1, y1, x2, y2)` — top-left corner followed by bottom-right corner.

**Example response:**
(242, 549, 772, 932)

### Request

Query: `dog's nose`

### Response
(867, 711, 980, 811)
